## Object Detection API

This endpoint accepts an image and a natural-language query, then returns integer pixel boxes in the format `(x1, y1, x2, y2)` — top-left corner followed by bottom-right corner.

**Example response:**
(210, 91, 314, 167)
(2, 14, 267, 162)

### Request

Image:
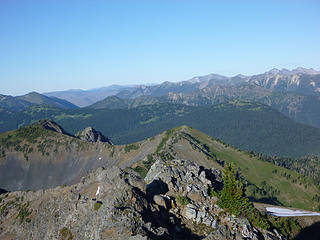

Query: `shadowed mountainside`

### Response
(293, 222, 320, 240)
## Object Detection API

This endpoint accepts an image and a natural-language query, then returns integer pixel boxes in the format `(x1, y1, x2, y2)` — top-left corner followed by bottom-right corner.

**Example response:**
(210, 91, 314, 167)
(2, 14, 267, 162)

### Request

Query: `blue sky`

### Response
(0, 0, 319, 95)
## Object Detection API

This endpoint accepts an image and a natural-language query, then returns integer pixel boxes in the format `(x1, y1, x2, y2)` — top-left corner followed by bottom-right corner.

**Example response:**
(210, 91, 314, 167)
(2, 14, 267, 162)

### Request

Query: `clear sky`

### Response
(0, 0, 319, 96)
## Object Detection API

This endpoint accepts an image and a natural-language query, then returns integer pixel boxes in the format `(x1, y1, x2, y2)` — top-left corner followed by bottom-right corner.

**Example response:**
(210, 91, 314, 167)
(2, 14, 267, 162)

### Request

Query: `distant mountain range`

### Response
(87, 67, 320, 129)
(1, 67, 320, 157)
(0, 91, 78, 111)
(44, 84, 135, 107)
(109, 67, 320, 99)
(42, 67, 320, 107)
(247, 68, 320, 96)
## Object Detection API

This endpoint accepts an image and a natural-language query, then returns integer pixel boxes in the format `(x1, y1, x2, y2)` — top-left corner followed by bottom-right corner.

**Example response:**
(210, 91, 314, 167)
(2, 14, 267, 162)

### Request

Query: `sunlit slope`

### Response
(148, 126, 320, 211)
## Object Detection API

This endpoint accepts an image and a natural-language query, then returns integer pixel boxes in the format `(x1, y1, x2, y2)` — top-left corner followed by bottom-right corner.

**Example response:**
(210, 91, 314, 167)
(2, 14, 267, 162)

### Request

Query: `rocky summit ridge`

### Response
(75, 126, 113, 144)
(39, 119, 69, 135)
(0, 158, 284, 240)
(39, 119, 112, 144)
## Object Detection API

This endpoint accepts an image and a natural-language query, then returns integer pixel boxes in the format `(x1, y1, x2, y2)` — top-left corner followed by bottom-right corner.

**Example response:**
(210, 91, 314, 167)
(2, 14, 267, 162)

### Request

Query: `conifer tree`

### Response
(217, 163, 270, 229)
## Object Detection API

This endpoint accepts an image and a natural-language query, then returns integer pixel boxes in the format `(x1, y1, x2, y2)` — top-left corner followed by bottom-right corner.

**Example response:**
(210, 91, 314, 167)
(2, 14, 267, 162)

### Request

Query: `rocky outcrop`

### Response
(75, 126, 113, 144)
(0, 159, 285, 239)
(39, 119, 68, 135)
(145, 159, 284, 239)
(0, 165, 201, 240)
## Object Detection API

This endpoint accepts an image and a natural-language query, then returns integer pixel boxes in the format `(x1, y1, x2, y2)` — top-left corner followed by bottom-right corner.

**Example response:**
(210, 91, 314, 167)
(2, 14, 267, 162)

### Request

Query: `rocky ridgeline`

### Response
(39, 119, 68, 135)
(75, 126, 113, 144)
(0, 159, 284, 240)
(144, 159, 284, 240)
(40, 119, 113, 144)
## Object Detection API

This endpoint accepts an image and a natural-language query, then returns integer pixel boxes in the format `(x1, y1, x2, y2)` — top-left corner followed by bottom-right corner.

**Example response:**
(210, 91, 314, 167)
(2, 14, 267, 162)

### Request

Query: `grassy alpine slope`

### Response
(138, 126, 320, 211)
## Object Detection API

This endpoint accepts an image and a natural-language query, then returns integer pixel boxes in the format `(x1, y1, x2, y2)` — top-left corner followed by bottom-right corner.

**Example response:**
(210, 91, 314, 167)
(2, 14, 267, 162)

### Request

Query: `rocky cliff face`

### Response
(75, 126, 113, 144)
(39, 119, 68, 135)
(165, 83, 320, 129)
(0, 159, 284, 240)
(247, 72, 320, 96)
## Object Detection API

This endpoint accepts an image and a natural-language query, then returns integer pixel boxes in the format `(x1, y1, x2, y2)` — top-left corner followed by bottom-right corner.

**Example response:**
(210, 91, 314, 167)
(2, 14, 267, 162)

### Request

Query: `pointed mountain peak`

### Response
(38, 119, 68, 135)
(188, 73, 228, 83)
(19, 91, 47, 100)
(266, 68, 281, 75)
(234, 74, 248, 78)
(265, 67, 320, 76)
(280, 68, 291, 74)
(292, 67, 320, 75)
(17, 91, 50, 103)
(24, 91, 41, 96)
(75, 126, 113, 144)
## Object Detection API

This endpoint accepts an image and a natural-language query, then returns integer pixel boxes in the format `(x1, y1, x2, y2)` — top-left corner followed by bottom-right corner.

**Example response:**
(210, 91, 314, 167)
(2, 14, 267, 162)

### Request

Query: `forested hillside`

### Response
(1, 101, 320, 157)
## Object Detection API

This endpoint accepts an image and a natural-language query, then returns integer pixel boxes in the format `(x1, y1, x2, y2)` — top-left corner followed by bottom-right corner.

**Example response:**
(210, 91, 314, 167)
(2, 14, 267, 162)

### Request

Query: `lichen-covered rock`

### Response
(145, 159, 223, 199)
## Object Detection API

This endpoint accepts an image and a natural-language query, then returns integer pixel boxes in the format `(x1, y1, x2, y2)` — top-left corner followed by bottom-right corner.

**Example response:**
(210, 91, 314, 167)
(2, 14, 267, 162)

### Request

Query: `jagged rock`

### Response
(238, 217, 256, 239)
(0, 158, 285, 240)
(0, 165, 203, 239)
(184, 204, 198, 220)
(211, 219, 218, 228)
(145, 159, 222, 200)
(39, 119, 68, 134)
(124, 168, 147, 192)
(75, 126, 113, 144)
(263, 229, 287, 240)
(153, 194, 171, 209)
(187, 189, 204, 202)
(145, 159, 286, 239)
(207, 224, 232, 240)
